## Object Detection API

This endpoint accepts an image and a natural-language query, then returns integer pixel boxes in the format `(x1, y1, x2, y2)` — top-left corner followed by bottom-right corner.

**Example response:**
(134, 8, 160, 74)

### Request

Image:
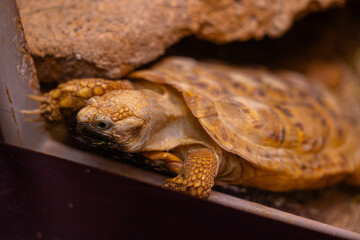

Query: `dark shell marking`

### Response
(129, 57, 360, 190)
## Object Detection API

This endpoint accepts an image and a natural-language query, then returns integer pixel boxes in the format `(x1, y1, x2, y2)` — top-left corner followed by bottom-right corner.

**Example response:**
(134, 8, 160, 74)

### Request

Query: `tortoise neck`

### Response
(140, 87, 211, 152)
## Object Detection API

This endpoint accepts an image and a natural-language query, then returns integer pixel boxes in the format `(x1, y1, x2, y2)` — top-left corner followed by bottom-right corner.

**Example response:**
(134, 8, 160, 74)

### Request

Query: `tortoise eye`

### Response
(93, 119, 114, 131)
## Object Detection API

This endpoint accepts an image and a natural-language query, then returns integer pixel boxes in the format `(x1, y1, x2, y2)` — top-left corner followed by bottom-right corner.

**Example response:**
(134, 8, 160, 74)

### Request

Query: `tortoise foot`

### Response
(164, 148, 217, 199)
(23, 78, 133, 122)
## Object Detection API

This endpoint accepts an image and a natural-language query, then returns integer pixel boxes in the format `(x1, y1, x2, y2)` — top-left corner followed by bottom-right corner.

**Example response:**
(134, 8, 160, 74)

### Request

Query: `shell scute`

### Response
(129, 57, 358, 180)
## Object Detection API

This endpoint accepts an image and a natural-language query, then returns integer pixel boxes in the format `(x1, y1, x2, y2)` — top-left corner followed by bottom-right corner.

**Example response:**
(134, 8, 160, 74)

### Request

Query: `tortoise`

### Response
(24, 57, 360, 199)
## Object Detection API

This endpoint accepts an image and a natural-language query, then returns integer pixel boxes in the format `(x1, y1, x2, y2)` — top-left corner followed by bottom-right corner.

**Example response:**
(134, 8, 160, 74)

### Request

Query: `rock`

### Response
(18, 0, 344, 82)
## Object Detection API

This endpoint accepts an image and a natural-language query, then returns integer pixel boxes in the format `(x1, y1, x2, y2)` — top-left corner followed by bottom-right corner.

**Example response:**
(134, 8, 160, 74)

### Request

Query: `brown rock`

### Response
(193, 0, 345, 42)
(18, 0, 344, 82)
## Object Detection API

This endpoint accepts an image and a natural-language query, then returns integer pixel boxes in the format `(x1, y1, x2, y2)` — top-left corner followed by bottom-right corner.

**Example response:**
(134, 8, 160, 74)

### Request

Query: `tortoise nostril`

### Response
(93, 119, 114, 131)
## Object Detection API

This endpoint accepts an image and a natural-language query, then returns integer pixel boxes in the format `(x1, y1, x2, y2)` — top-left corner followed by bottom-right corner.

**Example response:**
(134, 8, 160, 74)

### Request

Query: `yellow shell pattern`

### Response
(129, 57, 360, 190)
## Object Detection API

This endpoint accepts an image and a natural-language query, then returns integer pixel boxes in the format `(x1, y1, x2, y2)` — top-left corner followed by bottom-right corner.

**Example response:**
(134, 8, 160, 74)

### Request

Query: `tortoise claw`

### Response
(28, 94, 47, 102)
(21, 109, 45, 115)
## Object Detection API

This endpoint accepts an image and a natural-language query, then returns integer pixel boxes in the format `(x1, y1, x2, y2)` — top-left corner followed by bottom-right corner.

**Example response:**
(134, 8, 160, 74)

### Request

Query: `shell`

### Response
(129, 57, 360, 189)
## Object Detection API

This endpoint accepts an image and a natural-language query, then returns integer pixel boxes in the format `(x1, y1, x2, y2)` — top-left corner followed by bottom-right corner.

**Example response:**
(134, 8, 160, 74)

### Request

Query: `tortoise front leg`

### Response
(22, 78, 133, 122)
(165, 148, 217, 199)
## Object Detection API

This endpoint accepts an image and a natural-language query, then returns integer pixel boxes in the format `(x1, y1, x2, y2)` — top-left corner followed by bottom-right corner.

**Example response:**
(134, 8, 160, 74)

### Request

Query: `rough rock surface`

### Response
(18, 0, 344, 82)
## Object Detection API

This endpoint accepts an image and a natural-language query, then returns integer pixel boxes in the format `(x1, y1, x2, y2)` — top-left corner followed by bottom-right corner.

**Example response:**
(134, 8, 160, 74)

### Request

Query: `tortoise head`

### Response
(77, 89, 165, 152)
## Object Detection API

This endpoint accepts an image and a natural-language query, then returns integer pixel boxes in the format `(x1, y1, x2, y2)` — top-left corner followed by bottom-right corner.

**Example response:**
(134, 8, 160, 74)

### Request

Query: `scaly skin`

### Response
(143, 149, 217, 198)
(164, 148, 217, 199)
(23, 78, 133, 122)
